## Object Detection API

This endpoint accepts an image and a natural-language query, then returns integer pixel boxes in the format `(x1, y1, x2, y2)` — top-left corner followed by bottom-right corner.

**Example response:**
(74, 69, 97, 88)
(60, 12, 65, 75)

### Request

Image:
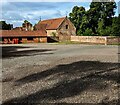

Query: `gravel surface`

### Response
(1, 43, 120, 104)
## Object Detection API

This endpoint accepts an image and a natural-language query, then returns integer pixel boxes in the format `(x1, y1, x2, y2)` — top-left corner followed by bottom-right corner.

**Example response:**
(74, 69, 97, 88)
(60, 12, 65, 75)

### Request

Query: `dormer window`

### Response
(66, 25, 68, 29)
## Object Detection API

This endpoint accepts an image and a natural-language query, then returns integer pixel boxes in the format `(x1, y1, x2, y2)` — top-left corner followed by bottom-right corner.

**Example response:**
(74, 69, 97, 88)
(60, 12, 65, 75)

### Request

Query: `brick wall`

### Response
(71, 36, 120, 45)
(47, 30, 57, 36)
(107, 36, 120, 45)
(22, 38, 27, 43)
(57, 18, 76, 42)
(33, 38, 39, 43)
(40, 37, 47, 43)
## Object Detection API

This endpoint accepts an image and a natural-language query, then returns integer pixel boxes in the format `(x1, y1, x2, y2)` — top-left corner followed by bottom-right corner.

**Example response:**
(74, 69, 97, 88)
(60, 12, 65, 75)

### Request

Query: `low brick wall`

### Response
(107, 36, 120, 45)
(71, 36, 120, 45)
(40, 37, 47, 43)
(59, 35, 71, 42)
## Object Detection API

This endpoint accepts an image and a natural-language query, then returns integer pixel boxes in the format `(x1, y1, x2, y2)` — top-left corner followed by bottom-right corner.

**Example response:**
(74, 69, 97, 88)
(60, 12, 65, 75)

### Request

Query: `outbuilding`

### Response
(0, 30, 47, 44)
(34, 17, 76, 42)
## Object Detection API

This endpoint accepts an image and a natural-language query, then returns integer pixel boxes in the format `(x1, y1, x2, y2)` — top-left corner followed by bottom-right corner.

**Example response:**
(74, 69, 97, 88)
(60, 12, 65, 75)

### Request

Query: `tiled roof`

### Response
(13, 27, 23, 30)
(0, 30, 47, 37)
(37, 17, 66, 30)
(34, 24, 47, 30)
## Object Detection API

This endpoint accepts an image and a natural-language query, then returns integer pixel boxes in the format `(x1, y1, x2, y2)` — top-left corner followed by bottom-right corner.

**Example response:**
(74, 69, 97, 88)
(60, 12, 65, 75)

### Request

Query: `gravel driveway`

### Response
(1, 43, 120, 104)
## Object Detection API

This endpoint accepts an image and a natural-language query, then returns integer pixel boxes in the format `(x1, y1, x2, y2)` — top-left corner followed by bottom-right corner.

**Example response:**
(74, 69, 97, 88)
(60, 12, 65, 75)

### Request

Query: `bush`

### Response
(97, 25, 112, 36)
(102, 26, 112, 36)
(51, 32, 56, 37)
(77, 30, 83, 36)
(83, 28, 94, 36)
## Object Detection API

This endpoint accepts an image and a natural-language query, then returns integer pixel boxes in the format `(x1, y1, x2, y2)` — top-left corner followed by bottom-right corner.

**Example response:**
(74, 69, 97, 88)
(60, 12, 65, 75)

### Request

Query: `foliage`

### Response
(0, 21, 13, 30)
(83, 28, 94, 36)
(22, 20, 32, 27)
(79, 15, 90, 35)
(97, 19, 105, 36)
(110, 15, 120, 36)
(69, 6, 86, 34)
(51, 32, 56, 37)
(69, 0, 119, 36)
(24, 20, 30, 23)
(33, 24, 37, 30)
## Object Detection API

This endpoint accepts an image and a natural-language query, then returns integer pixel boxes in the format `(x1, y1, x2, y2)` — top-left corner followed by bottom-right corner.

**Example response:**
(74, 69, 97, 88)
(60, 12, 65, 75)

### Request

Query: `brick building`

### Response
(34, 17, 76, 42)
(0, 17, 76, 44)
(0, 30, 47, 44)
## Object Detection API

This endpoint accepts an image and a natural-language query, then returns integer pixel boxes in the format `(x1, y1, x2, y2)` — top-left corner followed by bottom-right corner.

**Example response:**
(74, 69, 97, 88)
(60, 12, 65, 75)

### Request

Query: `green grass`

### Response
(108, 43, 120, 45)
(49, 41, 82, 45)
(48, 41, 120, 45)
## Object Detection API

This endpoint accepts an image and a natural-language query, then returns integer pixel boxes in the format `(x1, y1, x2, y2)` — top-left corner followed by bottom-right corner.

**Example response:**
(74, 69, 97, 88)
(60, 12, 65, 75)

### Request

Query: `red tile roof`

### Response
(0, 30, 47, 37)
(0, 17, 66, 37)
(37, 17, 66, 30)
(13, 27, 23, 30)
(34, 24, 47, 30)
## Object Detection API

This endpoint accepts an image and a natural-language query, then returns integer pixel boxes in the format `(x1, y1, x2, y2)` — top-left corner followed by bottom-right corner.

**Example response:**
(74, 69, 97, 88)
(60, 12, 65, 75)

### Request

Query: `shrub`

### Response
(51, 32, 56, 37)
(83, 28, 93, 36)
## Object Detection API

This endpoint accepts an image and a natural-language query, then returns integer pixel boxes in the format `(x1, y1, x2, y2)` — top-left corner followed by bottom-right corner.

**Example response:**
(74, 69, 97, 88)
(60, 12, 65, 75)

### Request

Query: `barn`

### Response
(34, 16, 76, 42)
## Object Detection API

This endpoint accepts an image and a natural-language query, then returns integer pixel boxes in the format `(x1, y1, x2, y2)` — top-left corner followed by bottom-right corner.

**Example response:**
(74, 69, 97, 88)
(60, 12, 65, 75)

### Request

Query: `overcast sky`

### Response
(1, 1, 119, 27)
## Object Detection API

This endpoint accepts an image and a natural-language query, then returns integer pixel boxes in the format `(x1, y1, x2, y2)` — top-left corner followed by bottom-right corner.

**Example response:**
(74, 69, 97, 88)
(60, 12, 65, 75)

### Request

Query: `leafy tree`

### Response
(79, 15, 90, 35)
(111, 15, 120, 36)
(89, 2, 102, 34)
(24, 20, 29, 23)
(101, 1, 116, 26)
(0, 21, 13, 30)
(97, 19, 105, 36)
(22, 20, 32, 31)
(83, 28, 93, 36)
(69, 6, 86, 34)
(69, 0, 117, 36)
(89, 0, 116, 34)
(97, 16, 120, 36)
(22, 20, 32, 26)
(33, 24, 37, 30)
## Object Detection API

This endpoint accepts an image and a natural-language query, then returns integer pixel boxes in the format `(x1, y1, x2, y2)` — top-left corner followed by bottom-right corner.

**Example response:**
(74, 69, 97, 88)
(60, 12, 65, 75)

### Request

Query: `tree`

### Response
(69, 0, 117, 36)
(111, 15, 120, 36)
(97, 19, 105, 36)
(0, 21, 13, 30)
(89, 0, 116, 34)
(22, 20, 33, 31)
(24, 20, 29, 23)
(101, 1, 116, 26)
(69, 6, 86, 34)
(83, 28, 93, 36)
(22, 20, 32, 26)
(79, 15, 90, 35)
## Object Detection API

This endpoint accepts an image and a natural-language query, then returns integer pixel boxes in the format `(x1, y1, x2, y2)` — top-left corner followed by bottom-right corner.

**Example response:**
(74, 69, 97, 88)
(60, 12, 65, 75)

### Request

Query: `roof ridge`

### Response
(55, 17, 66, 29)
(37, 17, 67, 30)
(41, 17, 66, 22)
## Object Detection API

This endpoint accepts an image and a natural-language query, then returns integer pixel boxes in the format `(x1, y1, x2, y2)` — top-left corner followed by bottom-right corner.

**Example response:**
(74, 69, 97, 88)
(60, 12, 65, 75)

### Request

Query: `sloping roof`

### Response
(34, 24, 47, 30)
(37, 17, 66, 30)
(13, 27, 23, 30)
(0, 30, 47, 37)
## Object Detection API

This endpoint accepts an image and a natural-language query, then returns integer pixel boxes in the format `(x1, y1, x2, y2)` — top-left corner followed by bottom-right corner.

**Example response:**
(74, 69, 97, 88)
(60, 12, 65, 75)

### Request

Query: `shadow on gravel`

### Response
(1, 46, 55, 59)
(15, 61, 120, 85)
(3, 61, 120, 105)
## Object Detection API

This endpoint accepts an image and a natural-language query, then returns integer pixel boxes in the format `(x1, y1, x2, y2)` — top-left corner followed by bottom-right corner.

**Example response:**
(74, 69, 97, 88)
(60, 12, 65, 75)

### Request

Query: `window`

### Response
(2, 38, 4, 41)
(27, 37, 33, 40)
(19, 37, 22, 40)
(0, 38, 2, 41)
(10, 38, 13, 41)
(66, 25, 68, 29)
